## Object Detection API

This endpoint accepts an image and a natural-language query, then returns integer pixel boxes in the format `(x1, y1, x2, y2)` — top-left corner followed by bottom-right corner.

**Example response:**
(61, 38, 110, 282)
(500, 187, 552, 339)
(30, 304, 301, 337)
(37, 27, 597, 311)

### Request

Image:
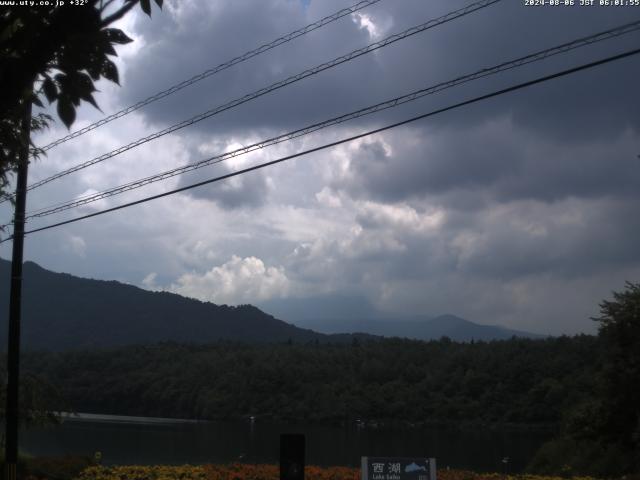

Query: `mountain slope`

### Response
(289, 314, 545, 341)
(0, 259, 341, 350)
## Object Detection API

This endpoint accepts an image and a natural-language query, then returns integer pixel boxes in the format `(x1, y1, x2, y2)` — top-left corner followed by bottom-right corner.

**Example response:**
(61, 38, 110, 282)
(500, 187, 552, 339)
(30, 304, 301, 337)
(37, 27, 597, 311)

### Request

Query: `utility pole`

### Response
(4, 96, 32, 480)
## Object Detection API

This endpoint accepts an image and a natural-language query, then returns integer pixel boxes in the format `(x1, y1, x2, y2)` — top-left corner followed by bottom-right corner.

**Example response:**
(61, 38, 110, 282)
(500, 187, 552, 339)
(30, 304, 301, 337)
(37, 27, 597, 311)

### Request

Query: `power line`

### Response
(19, 19, 640, 221)
(38, 0, 384, 152)
(3, 46, 637, 243)
(13, 0, 501, 198)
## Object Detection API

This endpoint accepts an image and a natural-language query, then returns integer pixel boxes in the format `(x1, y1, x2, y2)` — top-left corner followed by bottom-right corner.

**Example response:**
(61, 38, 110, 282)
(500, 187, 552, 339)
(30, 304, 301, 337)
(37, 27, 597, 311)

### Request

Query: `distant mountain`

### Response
(259, 294, 381, 322)
(271, 313, 545, 342)
(0, 259, 371, 350)
(259, 294, 544, 341)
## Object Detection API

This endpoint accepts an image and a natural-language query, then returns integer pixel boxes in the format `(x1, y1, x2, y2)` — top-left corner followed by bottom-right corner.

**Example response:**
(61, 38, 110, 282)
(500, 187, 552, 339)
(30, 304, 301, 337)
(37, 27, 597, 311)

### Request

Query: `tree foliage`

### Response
(0, 0, 163, 199)
(529, 282, 640, 476)
(0, 367, 69, 448)
(22, 336, 600, 427)
(592, 282, 640, 467)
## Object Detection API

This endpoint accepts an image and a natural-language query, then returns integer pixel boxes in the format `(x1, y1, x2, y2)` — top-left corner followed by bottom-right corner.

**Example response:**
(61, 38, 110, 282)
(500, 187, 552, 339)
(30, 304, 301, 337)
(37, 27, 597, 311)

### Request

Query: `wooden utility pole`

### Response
(4, 96, 32, 480)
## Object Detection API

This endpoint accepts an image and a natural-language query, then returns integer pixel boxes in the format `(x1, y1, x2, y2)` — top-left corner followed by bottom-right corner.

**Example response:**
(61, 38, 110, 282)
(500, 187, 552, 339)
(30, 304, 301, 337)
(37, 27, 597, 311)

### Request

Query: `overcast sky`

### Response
(1, 0, 639, 335)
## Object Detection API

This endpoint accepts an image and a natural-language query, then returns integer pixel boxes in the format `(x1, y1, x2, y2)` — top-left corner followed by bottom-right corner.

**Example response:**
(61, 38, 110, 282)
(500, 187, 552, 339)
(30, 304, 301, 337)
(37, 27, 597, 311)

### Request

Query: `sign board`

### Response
(361, 457, 436, 480)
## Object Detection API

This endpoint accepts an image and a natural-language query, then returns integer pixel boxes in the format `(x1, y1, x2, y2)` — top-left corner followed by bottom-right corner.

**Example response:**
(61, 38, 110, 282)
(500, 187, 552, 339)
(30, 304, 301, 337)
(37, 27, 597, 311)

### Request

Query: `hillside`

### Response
(0, 259, 358, 350)
(1, 259, 541, 349)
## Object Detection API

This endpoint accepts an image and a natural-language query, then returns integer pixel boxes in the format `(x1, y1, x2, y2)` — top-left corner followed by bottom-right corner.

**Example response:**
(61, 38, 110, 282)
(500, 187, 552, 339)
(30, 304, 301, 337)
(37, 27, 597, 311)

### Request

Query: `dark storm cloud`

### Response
(323, 119, 640, 282)
(118, 0, 384, 133)
(118, 0, 640, 144)
(436, 197, 640, 279)
(332, 122, 640, 205)
(176, 164, 270, 209)
(386, 0, 640, 140)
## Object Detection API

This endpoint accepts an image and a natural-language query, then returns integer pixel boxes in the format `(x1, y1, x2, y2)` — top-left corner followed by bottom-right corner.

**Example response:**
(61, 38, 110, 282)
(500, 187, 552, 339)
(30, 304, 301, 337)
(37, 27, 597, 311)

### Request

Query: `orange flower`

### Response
(73, 464, 605, 480)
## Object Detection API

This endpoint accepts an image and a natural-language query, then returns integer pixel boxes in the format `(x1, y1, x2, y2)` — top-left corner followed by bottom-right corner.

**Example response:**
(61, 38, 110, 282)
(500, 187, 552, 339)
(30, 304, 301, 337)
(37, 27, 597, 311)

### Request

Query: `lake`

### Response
(20, 414, 552, 473)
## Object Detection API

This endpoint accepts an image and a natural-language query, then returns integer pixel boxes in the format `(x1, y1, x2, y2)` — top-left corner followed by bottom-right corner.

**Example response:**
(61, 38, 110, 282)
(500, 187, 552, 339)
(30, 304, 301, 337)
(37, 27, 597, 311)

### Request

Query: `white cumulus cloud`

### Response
(168, 255, 290, 305)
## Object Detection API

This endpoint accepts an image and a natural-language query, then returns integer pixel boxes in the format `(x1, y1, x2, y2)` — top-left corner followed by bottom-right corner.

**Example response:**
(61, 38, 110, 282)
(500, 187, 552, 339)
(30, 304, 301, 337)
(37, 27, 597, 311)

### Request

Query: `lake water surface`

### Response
(21, 414, 552, 473)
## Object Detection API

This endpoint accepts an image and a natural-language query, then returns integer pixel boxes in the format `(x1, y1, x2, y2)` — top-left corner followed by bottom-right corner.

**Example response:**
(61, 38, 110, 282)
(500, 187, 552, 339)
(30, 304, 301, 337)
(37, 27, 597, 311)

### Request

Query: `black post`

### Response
(280, 434, 305, 480)
(4, 98, 32, 480)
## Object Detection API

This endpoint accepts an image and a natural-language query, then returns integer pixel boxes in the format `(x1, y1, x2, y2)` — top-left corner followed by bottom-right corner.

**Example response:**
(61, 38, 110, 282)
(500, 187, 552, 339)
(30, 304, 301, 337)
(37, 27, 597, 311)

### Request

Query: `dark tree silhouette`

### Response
(528, 282, 640, 476)
(592, 282, 640, 463)
(0, 2, 162, 473)
(0, 0, 163, 199)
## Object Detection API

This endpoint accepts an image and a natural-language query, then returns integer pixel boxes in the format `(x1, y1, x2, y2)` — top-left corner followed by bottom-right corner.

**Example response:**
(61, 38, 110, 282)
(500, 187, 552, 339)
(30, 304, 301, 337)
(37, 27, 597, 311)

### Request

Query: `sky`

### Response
(1, 0, 639, 335)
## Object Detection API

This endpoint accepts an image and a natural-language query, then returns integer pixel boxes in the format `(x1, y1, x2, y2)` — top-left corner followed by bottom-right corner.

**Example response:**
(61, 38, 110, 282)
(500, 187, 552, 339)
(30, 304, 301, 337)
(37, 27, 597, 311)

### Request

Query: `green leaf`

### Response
(57, 99, 76, 129)
(72, 73, 101, 110)
(103, 28, 133, 45)
(140, 0, 151, 16)
(154, 0, 163, 8)
(101, 59, 119, 84)
(42, 77, 57, 103)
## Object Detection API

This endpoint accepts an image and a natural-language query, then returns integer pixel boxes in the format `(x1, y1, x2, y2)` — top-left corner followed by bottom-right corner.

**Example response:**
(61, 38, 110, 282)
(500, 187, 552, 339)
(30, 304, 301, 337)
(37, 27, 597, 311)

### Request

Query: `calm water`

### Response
(20, 414, 552, 473)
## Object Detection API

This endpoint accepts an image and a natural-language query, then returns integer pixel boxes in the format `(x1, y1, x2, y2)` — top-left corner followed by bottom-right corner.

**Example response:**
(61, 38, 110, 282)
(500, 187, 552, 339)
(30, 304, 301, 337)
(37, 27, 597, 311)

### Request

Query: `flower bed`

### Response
(73, 464, 603, 480)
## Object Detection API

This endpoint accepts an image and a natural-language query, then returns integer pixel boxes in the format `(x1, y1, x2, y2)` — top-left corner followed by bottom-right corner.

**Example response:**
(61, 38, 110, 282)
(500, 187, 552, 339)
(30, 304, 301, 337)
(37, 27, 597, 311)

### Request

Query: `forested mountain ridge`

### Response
(0, 259, 371, 349)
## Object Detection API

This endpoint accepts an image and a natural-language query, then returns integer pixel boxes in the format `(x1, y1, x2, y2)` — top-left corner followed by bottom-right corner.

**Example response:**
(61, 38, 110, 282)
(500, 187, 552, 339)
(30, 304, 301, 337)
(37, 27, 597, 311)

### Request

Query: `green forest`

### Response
(21, 336, 598, 426)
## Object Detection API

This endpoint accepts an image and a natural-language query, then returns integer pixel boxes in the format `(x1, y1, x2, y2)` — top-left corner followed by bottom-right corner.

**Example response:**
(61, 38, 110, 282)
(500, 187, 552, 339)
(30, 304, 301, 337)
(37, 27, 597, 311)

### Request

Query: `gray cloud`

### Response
(331, 120, 640, 205)
(118, 0, 640, 142)
(177, 164, 271, 209)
